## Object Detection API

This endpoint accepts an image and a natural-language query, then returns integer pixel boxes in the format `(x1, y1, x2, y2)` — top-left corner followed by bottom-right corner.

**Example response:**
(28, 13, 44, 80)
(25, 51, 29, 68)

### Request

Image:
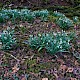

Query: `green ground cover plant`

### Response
(0, 27, 16, 50)
(73, 16, 80, 25)
(52, 11, 74, 30)
(20, 9, 34, 22)
(73, 16, 79, 23)
(0, 9, 49, 23)
(55, 16, 74, 30)
(53, 11, 65, 17)
(28, 33, 53, 52)
(33, 9, 49, 21)
(0, 9, 77, 31)
(0, 13, 9, 23)
(27, 32, 74, 55)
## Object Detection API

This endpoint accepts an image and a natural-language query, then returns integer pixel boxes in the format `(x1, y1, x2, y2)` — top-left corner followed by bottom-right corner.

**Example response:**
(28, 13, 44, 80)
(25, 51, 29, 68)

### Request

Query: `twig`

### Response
(27, 0, 33, 5)
(54, 54, 58, 58)
(5, 52, 20, 61)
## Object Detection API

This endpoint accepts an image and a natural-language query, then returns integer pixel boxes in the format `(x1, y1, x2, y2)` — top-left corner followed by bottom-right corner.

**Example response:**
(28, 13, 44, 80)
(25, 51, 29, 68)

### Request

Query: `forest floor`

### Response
(0, 19, 80, 80)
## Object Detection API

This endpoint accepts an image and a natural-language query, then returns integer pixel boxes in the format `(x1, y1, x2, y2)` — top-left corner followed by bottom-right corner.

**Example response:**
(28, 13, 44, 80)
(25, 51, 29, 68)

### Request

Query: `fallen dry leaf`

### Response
(52, 23, 56, 27)
(37, 57, 41, 63)
(4, 71, 9, 77)
(66, 67, 74, 73)
(12, 65, 19, 73)
(71, 78, 77, 80)
(74, 60, 79, 66)
(21, 77, 26, 80)
(29, 72, 38, 77)
(59, 64, 67, 71)
(57, 58, 64, 64)
(53, 73, 59, 79)
(42, 78, 48, 80)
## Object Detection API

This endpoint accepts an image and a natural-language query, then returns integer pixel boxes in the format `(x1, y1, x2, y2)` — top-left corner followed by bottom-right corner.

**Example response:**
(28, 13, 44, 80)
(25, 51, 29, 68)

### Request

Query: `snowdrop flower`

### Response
(3, 31, 8, 34)
(48, 40, 50, 43)
(46, 42, 48, 45)
(60, 46, 62, 49)
(38, 34, 41, 37)
(60, 38, 62, 44)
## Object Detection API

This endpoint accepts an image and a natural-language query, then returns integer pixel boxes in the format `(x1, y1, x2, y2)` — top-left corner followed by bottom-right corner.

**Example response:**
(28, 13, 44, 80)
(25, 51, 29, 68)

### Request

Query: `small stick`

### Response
(5, 52, 20, 62)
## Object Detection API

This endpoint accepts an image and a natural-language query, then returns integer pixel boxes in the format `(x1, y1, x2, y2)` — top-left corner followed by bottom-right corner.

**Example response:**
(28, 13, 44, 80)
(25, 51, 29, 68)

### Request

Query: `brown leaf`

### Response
(71, 78, 77, 80)
(66, 67, 74, 73)
(29, 72, 38, 77)
(53, 73, 58, 78)
(37, 57, 41, 63)
(12, 65, 19, 73)
(75, 60, 79, 66)
(21, 77, 26, 80)
(74, 25, 77, 29)
(52, 23, 56, 27)
(57, 58, 64, 64)
(59, 64, 67, 71)
(42, 78, 48, 80)
(4, 71, 9, 77)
